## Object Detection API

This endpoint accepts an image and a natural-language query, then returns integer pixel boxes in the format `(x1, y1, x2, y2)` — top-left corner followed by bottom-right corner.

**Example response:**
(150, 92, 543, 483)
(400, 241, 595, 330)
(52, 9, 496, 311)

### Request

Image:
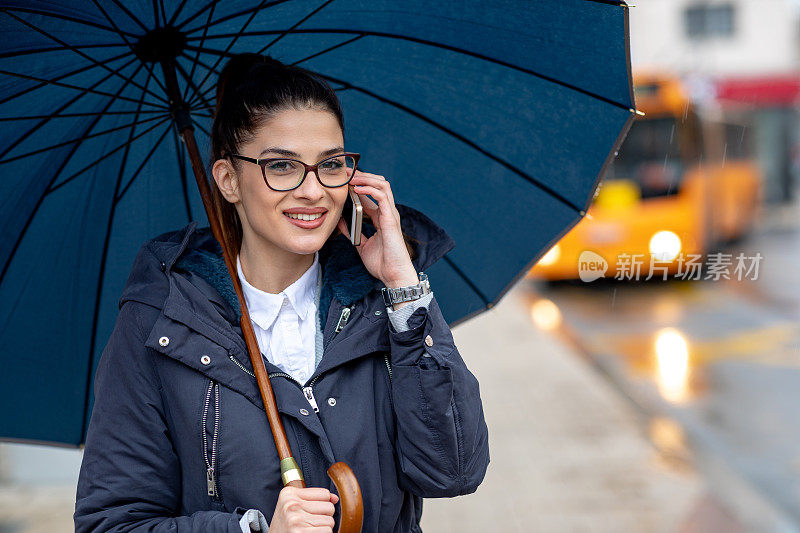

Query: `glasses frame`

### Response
(225, 151, 361, 192)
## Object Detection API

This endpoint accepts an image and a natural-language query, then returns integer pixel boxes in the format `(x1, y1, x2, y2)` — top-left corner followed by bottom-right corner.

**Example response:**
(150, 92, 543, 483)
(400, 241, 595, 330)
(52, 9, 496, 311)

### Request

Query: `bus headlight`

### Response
(649, 231, 681, 261)
(538, 244, 561, 266)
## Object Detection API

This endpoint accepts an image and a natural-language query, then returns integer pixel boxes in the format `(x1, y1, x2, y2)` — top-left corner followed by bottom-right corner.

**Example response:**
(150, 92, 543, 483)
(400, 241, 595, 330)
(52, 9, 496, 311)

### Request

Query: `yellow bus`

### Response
(529, 72, 761, 281)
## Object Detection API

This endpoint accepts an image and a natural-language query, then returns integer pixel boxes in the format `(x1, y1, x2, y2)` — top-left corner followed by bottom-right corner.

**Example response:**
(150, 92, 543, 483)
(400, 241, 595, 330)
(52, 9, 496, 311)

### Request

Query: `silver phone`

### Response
(342, 185, 363, 246)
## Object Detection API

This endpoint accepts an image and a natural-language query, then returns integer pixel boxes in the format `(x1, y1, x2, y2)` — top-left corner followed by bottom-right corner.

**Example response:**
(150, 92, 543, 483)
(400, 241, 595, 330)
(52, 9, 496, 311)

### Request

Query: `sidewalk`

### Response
(421, 284, 701, 532)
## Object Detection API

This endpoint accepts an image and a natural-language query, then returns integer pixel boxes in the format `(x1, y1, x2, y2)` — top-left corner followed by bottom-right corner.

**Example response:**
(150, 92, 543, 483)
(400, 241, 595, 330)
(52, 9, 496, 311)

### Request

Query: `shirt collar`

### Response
(236, 252, 319, 329)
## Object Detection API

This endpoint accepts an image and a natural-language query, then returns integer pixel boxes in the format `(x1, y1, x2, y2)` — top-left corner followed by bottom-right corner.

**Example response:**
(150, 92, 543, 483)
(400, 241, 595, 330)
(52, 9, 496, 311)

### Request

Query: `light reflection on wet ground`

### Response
(523, 204, 800, 529)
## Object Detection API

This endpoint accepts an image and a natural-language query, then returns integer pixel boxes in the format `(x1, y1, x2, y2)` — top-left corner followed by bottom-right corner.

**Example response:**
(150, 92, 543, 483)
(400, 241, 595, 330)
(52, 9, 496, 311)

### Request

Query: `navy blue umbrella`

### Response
(0, 0, 635, 446)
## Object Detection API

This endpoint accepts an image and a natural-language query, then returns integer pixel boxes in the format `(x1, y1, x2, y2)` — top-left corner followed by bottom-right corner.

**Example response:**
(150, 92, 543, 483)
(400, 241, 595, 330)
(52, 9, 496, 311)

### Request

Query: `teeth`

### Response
(286, 212, 323, 221)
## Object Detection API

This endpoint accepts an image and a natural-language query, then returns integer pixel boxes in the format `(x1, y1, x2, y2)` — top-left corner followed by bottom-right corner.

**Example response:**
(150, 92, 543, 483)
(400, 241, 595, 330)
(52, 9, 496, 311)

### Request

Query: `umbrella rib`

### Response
(0, 115, 165, 166)
(190, 117, 212, 139)
(0, 68, 168, 110)
(289, 34, 365, 67)
(184, 33, 363, 108)
(178, 0, 292, 33)
(46, 116, 172, 196)
(173, 126, 194, 222)
(3, 10, 169, 106)
(187, 28, 633, 111)
(0, 109, 165, 121)
(108, 0, 149, 33)
(442, 256, 490, 306)
(172, 0, 222, 31)
(0, 57, 147, 163)
(0, 6, 140, 38)
(0, 43, 128, 60)
(90, 0, 170, 97)
(181, 1, 217, 103)
(0, 50, 133, 106)
(82, 69, 155, 442)
(167, 0, 191, 27)
(184, 0, 276, 105)
(321, 72, 584, 213)
(174, 55, 216, 119)
(114, 123, 173, 203)
(257, 0, 337, 55)
(0, 63, 148, 288)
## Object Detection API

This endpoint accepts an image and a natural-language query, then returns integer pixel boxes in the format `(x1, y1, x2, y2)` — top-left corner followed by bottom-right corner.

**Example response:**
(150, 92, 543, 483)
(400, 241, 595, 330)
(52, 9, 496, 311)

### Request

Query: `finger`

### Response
(351, 173, 395, 206)
(297, 509, 336, 528)
(296, 488, 335, 501)
(304, 528, 333, 533)
(299, 499, 336, 515)
(359, 193, 379, 212)
(351, 185, 400, 229)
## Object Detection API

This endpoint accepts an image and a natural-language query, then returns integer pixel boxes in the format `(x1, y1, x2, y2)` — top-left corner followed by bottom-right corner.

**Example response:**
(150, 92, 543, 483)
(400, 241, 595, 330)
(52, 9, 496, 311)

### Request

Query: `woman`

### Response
(74, 53, 489, 532)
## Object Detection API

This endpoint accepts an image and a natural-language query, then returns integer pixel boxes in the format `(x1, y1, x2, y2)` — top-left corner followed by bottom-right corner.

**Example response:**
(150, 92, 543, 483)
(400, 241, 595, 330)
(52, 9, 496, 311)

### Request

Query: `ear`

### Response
(212, 158, 241, 203)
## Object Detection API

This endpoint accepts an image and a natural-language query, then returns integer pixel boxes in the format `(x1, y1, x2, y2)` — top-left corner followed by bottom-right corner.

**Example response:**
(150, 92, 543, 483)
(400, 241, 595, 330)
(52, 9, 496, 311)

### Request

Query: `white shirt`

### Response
(236, 253, 320, 385)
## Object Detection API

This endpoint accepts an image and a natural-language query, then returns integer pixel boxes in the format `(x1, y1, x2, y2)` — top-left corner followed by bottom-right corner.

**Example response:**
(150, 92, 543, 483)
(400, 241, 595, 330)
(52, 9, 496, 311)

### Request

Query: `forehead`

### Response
(251, 107, 343, 155)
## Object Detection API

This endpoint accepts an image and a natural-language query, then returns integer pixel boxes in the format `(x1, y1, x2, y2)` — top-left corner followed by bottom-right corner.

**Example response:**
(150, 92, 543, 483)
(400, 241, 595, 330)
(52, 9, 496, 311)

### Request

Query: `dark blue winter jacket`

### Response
(74, 203, 490, 532)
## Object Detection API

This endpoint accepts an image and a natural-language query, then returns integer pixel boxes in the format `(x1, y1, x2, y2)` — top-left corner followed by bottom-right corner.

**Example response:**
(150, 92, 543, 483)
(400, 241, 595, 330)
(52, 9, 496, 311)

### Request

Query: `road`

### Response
(527, 200, 800, 532)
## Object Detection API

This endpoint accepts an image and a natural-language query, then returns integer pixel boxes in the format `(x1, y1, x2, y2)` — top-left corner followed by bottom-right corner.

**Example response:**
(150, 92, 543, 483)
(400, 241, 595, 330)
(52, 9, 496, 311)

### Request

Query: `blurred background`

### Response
(2, 1, 799, 531)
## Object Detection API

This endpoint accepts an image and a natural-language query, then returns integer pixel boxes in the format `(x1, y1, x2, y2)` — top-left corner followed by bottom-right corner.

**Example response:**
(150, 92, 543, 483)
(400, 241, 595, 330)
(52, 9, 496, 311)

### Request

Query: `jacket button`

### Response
(374, 310, 382, 316)
(424, 335, 434, 347)
(327, 398, 336, 406)
(200, 355, 211, 365)
(299, 408, 309, 416)
(159, 336, 169, 347)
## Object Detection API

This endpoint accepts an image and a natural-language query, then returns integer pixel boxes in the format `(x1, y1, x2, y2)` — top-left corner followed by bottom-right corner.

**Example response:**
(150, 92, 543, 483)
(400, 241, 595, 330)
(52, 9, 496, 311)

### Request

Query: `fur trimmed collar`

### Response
(173, 224, 381, 331)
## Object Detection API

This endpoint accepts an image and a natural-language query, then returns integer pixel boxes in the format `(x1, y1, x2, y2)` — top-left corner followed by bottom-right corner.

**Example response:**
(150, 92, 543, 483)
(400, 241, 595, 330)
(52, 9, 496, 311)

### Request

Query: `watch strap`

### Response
(382, 272, 431, 307)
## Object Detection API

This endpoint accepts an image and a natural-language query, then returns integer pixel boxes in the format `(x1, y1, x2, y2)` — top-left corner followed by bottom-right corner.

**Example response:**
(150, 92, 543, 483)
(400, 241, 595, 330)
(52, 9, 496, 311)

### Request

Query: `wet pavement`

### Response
(526, 200, 800, 531)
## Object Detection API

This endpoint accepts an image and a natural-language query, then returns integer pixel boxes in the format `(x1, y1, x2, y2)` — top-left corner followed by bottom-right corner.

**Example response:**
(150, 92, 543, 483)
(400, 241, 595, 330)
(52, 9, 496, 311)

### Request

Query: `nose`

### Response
(293, 167, 325, 202)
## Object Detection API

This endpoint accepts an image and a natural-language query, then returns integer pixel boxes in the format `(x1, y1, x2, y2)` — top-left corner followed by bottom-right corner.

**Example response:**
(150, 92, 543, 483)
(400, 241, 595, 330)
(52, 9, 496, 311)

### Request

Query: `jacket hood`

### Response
(118, 203, 455, 329)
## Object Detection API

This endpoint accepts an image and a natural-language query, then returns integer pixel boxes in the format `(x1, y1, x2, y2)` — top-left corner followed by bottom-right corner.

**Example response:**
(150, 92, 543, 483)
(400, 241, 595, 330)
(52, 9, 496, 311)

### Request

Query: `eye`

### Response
(268, 160, 293, 172)
(320, 159, 343, 170)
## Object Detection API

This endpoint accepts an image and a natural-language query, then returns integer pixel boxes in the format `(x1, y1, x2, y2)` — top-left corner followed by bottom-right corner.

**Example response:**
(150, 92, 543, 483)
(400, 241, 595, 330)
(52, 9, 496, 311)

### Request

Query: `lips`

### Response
(283, 209, 327, 229)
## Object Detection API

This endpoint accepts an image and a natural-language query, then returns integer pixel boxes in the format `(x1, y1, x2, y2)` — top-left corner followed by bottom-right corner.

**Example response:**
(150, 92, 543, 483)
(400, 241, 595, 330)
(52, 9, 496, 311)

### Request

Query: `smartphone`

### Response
(341, 185, 363, 246)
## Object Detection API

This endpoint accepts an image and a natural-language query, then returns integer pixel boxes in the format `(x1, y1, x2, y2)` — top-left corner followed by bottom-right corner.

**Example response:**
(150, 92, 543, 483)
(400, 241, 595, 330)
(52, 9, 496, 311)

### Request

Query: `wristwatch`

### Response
(382, 272, 431, 307)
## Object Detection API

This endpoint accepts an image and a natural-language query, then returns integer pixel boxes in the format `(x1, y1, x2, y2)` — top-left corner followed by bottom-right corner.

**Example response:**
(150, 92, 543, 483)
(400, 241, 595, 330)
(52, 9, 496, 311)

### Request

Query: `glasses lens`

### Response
(317, 155, 356, 187)
(264, 159, 305, 190)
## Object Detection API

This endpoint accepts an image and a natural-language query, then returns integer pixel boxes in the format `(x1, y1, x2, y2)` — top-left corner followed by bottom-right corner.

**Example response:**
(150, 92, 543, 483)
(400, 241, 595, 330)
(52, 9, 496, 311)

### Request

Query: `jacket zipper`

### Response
(267, 371, 324, 412)
(451, 397, 463, 478)
(202, 380, 221, 500)
(384, 353, 395, 414)
(228, 352, 256, 378)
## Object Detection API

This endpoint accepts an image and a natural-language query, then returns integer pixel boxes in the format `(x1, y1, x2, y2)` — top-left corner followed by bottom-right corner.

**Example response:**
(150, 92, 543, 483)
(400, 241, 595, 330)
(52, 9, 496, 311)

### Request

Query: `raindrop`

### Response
(721, 143, 728, 167)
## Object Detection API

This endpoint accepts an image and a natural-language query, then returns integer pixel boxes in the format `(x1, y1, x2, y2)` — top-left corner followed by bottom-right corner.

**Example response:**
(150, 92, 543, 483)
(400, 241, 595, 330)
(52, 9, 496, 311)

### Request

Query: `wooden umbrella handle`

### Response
(328, 462, 363, 533)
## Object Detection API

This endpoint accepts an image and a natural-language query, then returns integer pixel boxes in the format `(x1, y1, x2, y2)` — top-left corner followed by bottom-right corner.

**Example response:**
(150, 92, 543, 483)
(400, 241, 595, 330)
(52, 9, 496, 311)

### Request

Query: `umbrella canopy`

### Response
(0, 0, 635, 446)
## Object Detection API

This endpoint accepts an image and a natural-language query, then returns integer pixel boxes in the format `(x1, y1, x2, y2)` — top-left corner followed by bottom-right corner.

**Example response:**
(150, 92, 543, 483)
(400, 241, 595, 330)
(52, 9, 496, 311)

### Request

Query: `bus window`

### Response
(605, 117, 684, 198)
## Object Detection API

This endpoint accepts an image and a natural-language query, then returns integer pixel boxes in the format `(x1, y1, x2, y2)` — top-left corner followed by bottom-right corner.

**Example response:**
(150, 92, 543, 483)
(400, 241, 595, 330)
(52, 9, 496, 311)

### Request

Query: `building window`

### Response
(684, 4, 735, 39)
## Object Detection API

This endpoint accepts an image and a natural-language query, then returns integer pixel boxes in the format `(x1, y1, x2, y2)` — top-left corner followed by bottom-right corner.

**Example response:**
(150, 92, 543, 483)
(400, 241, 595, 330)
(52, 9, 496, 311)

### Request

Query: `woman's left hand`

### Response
(336, 170, 419, 288)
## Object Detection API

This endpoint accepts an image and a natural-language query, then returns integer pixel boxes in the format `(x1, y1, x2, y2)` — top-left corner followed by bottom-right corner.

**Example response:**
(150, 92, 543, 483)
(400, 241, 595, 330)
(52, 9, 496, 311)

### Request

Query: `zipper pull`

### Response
(206, 467, 217, 497)
(335, 307, 351, 333)
(303, 386, 320, 413)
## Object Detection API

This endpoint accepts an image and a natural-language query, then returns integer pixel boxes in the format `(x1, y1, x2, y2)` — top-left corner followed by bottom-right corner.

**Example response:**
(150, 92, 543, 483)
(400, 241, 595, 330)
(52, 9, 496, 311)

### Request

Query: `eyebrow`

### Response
(258, 146, 345, 159)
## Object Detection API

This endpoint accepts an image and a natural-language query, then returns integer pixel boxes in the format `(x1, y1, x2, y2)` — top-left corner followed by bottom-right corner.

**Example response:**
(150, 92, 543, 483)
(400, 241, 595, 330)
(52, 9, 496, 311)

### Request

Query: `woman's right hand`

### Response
(268, 486, 339, 532)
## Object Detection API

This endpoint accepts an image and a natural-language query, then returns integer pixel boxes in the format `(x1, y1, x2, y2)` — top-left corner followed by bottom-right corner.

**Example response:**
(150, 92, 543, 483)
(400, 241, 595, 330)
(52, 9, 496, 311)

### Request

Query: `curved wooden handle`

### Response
(327, 462, 363, 533)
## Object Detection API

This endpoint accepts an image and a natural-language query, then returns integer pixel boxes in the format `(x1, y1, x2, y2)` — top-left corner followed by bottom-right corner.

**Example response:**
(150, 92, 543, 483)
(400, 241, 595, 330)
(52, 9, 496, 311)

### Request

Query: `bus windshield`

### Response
(605, 117, 684, 198)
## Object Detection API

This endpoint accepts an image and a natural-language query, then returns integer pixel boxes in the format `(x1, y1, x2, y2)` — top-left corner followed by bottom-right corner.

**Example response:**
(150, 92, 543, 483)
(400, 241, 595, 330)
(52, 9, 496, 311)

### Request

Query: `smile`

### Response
(284, 212, 324, 221)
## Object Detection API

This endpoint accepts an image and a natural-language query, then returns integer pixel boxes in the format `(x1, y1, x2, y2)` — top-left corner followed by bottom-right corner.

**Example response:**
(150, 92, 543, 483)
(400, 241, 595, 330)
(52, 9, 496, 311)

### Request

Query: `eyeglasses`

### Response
(225, 152, 361, 192)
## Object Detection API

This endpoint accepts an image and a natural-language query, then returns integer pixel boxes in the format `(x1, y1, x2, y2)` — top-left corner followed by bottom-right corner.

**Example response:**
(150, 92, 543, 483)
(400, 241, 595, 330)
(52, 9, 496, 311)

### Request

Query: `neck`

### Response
(238, 236, 315, 294)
